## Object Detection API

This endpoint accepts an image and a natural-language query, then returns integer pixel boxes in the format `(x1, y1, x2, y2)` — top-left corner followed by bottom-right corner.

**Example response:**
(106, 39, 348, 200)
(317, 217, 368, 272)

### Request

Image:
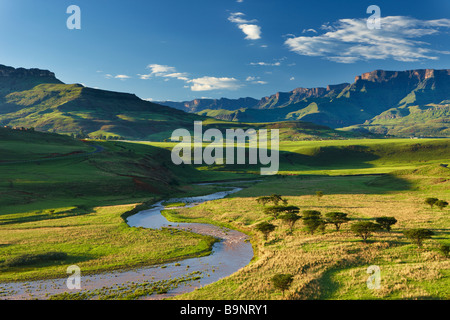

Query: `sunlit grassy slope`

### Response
(169, 166, 449, 300)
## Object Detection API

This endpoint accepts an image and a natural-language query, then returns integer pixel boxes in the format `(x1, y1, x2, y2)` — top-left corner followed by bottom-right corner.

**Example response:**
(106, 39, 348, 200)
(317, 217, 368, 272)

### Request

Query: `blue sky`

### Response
(0, 0, 449, 101)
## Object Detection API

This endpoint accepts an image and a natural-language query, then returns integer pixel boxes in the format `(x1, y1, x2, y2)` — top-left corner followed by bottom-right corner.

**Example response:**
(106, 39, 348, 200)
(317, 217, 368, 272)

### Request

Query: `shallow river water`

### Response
(0, 185, 254, 300)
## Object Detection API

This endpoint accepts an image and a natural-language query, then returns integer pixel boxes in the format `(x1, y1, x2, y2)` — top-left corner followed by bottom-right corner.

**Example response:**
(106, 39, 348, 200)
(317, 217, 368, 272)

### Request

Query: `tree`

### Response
(302, 210, 326, 234)
(435, 200, 448, 210)
(403, 228, 434, 248)
(325, 212, 350, 231)
(255, 222, 276, 241)
(375, 217, 397, 232)
(256, 194, 287, 206)
(350, 221, 381, 242)
(264, 205, 299, 219)
(279, 212, 302, 233)
(425, 198, 439, 208)
(271, 274, 293, 297)
(256, 196, 271, 206)
(316, 191, 324, 201)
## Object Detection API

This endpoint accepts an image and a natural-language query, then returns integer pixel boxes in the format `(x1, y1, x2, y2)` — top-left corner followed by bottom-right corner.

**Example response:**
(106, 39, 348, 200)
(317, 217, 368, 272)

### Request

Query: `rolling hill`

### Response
(158, 69, 450, 137)
(0, 64, 368, 141)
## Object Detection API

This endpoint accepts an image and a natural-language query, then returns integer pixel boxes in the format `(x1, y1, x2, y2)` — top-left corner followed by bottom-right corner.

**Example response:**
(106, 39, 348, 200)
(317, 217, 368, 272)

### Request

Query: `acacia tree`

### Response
(425, 198, 439, 208)
(375, 217, 398, 232)
(403, 228, 434, 248)
(435, 200, 448, 210)
(271, 274, 293, 297)
(302, 210, 326, 234)
(264, 205, 299, 219)
(325, 212, 350, 231)
(316, 191, 324, 201)
(350, 221, 381, 243)
(256, 194, 288, 206)
(255, 222, 276, 241)
(279, 212, 302, 233)
(256, 196, 271, 205)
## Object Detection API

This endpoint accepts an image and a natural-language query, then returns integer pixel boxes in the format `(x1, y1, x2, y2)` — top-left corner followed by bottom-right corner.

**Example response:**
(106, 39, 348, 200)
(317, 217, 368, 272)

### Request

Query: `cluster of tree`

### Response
(255, 195, 440, 251)
(425, 198, 448, 210)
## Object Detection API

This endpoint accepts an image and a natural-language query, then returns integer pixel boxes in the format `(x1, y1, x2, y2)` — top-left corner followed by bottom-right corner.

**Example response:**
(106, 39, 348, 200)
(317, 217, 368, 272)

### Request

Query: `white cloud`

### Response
(238, 24, 262, 40)
(228, 12, 261, 40)
(285, 16, 450, 63)
(250, 61, 281, 66)
(245, 76, 267, 85)
(188, 76, 242, 91)
(163, 72, 189, 81)
(302, 28, 317, 33)
(140, 64, 242, 92)
(115, 75, 131, 80)
(290, 77, 295, 81)
(147, 64, 176, 75)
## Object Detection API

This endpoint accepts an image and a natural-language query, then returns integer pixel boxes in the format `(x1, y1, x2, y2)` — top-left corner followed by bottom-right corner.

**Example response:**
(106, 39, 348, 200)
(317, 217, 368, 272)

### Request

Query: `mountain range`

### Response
(0, 64, 448, 139)
(159, 69, 450, 137)
(0, 64, 363, 141)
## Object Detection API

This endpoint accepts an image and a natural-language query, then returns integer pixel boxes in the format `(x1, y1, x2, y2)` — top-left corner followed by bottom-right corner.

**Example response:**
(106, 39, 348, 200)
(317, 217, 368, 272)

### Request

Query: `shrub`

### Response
(438, 244, 450, 258)
(403, 228, 434, 248)
(325, 212, 350, 231)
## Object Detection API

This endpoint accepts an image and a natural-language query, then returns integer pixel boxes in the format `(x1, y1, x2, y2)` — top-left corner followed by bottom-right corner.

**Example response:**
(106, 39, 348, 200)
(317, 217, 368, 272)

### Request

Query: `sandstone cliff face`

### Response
(0, 64, 57, 79)
(354, 69, 450, 83)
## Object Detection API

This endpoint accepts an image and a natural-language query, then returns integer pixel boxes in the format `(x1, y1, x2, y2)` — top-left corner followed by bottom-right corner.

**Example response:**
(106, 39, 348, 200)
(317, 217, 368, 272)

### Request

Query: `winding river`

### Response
(0, 184, 254, 300)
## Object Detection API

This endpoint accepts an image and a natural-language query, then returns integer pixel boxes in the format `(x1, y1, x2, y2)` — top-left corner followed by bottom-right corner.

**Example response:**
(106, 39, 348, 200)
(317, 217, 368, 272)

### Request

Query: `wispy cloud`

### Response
(285, 16, 450, 63)
(140, 64, 243, 92)
(188, 76, 242, 91)
(228, 12, 261, 40)
(246, 76, 268, 85)
(115, 75, 131, 80)
(250, 61, 281, 66)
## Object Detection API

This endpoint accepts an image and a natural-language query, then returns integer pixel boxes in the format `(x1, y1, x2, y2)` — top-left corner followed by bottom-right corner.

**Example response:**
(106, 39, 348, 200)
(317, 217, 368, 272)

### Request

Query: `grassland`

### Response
(167, 168, 449, 300)
(0, 128, 241, 282)
(1, 128, 449, 300)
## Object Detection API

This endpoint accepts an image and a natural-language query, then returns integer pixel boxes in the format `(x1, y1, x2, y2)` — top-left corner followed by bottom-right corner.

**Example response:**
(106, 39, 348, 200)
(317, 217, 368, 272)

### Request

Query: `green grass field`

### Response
(0, 128, 448, 299)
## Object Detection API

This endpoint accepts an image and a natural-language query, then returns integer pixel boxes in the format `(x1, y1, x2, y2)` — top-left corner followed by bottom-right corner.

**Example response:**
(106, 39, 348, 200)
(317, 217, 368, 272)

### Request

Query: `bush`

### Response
(438, 244, 450, 258)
